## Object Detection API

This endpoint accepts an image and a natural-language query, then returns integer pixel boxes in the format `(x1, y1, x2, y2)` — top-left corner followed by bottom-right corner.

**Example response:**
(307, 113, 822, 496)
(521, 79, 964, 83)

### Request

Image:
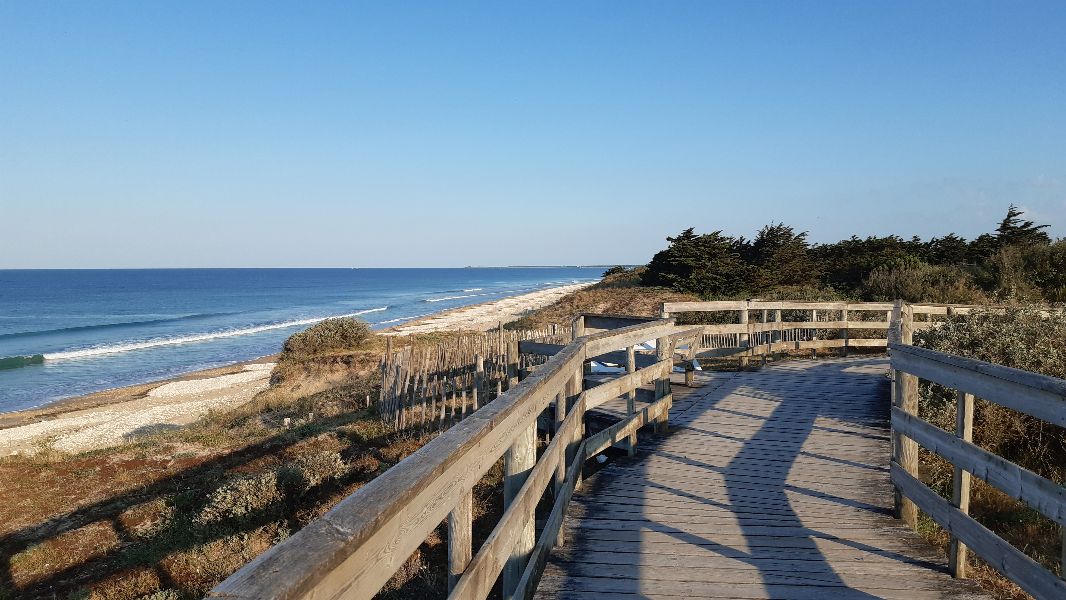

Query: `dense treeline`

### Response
(638, 205, 1066, 303)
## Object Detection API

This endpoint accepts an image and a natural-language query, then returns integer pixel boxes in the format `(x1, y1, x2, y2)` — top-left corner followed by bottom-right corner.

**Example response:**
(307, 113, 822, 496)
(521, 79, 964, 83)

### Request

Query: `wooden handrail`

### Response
(659, 300, 1056, 363)
(888, 336, 1066, 598)
(209, 317, 682, 600)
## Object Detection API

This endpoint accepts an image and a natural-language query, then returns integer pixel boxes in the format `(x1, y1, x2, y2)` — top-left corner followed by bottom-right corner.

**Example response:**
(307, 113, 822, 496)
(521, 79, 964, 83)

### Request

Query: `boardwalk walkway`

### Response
(536, 357, 990, 599)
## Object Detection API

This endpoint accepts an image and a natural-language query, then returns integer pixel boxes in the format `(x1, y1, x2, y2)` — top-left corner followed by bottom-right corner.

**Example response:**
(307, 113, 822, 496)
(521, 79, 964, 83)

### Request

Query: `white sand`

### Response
(0, 364, 273, 455)
(0, 282, 593, 455)
(386, 282, 592, 334)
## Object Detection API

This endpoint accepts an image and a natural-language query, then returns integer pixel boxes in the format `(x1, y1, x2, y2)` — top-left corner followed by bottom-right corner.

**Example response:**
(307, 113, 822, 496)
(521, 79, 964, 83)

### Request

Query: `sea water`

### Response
(0, 268, 600, 411)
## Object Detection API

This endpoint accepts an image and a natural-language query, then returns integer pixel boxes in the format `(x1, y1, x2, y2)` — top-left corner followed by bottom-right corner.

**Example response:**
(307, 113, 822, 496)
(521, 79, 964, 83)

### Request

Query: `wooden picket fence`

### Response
(378, 325, 571, 430)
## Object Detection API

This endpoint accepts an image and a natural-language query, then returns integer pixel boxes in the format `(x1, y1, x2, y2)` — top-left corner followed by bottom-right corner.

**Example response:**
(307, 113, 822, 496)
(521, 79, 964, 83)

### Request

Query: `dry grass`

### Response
(0, 353, 445, 600)
(510, 271, 698, 329)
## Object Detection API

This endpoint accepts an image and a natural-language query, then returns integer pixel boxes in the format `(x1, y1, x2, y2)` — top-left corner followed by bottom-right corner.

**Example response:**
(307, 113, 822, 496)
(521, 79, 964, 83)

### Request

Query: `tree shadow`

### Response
(0, 409, 396, 599)
(543, 357, 944, 598)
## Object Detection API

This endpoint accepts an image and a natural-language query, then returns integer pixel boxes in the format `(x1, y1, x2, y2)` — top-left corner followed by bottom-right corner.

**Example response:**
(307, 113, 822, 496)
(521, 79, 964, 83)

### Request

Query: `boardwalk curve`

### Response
(537, 358, 990, 599)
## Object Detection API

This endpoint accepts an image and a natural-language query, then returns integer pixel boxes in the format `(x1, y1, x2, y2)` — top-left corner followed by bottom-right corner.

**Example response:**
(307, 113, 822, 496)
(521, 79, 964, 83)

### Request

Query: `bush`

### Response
(283, 318, 372, 356)
(914, 307, 1066, 480)
(196, 471, 282, 524)
(861, 262, 986, 304)
(278, 451, 349, 494)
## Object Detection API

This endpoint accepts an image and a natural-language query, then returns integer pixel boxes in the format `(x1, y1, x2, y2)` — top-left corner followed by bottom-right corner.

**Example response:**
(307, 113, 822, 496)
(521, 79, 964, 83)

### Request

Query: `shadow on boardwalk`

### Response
(536, 357, 990, 599)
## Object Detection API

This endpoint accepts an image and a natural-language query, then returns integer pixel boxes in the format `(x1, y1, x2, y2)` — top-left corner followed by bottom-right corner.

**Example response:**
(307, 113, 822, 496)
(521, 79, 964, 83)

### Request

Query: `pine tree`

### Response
(746, 223, 819, 289)
(642, 228, 750, 297)
(995, 204, 1050, 247)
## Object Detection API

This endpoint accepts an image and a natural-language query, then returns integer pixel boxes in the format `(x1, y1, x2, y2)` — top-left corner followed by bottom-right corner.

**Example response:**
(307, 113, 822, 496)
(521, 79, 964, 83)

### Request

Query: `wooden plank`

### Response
(584, 320, 677, 357)
(889, 343, 1066, 427)
(891, 463, 1066, 599)
(519, 341, 565, 357)
(663, 301, 748, 312)
(582, 313, 657, 330)
(891, 407, 1065, 526)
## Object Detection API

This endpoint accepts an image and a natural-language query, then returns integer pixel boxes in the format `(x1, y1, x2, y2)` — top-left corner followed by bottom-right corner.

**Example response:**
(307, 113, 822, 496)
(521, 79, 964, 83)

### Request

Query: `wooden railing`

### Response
(888, 303, 1066, 600)
(661, 300, 997, 362)
(209, 315, 698, 600)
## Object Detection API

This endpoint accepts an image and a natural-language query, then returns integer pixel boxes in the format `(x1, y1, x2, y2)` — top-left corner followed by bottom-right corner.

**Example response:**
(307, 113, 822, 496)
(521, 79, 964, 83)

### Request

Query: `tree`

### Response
(642, 228, 750, 297)
(995, 204, 1050, 247)
(746, 223, 819, 289)
(924, 233, 970, 265)
(810, 235, 922, 294)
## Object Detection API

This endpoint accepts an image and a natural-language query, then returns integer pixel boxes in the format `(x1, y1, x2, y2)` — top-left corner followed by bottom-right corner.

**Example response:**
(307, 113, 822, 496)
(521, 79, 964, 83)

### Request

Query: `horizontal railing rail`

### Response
(888, 302, 1066, 600)
(210, 316, 689, 600)
(660, 300, 1029, 364)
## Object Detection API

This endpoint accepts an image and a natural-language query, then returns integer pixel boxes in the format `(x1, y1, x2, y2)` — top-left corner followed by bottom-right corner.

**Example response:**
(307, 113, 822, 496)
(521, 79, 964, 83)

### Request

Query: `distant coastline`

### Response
(0, 281, 592, 454)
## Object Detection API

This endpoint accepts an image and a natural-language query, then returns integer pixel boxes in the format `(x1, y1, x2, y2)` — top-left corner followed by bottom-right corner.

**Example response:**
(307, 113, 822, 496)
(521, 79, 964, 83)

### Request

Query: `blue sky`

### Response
(1, 1, 1064, 268)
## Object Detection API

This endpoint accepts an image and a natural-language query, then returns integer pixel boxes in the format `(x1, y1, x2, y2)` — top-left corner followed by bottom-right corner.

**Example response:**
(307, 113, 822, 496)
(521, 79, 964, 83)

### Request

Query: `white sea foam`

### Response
(425, 293, 481, 303)
(377, 313, 429, 325)
(43, 307, 388, 361)
(462, 288, 483, 292)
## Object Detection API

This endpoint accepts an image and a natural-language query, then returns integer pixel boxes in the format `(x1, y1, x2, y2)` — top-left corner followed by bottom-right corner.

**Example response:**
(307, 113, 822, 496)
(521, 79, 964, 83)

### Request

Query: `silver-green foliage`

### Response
(914, 306, 1066, 480)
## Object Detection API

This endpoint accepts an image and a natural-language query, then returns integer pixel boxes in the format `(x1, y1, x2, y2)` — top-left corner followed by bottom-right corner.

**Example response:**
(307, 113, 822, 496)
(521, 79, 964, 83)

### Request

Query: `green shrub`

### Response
(278, 451, 349, 494)
(283, 318, 372, 356)
(861, 262, 986, 303)
(196, 471, 282, 524)
(914, 307, 1066, 480)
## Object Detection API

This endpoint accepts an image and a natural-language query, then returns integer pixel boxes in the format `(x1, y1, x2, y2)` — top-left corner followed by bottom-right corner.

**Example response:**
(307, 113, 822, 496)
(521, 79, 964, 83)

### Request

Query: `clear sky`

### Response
(2, 1, 1064, 268)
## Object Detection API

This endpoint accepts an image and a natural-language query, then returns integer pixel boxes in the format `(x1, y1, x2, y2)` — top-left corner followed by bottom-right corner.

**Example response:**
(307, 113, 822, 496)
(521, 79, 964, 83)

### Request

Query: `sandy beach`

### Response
(0, 282, 590, 455)
(384, 281, 591, 334)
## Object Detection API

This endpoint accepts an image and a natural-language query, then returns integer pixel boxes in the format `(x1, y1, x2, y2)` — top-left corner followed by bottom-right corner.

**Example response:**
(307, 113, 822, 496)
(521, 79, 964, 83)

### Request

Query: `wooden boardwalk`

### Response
(537, 357, 991, 599)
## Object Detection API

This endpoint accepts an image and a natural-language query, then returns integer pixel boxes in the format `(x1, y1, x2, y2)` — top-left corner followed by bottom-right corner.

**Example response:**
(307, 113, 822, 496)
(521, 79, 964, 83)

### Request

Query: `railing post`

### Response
(503, 421, 536, 598)
(625, 345, 637, 456)
(554, 391, 566, 496)
(655, 334, 671, 433)
(841, 307, 850, 357)
(950, 390, 974, 578)
(739, 303, 750, 369)
(572, 315, 585, 340)
(894, 303, 919, 527)
(773, 309, 782, 351)
(567, 366, 584, 494)
(447, 490, 473, 592)
(507, 340, 519, 389)
(472, 354, 483, 412)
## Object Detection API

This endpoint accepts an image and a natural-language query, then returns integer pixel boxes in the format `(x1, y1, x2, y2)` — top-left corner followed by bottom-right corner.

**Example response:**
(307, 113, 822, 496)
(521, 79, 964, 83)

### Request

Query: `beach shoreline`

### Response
(0, 281, 592, 454)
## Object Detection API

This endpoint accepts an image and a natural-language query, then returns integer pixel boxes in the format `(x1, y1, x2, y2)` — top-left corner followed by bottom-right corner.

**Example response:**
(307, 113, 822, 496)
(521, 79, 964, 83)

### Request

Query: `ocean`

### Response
(0, 268, 601, 412)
